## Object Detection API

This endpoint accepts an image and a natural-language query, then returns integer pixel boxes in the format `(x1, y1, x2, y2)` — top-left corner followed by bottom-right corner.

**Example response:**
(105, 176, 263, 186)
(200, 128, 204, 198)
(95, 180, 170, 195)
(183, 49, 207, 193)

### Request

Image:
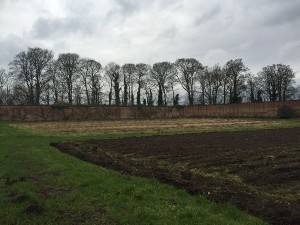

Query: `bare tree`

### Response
(27, 47, 54, 104)
(0, 69, 8, 104)
(258, 64, 295, 101)
(136, 63, 149, 105)
(198, 67, 219, 105)
(175, 58, 203, 105)
(10, 51, 34, 104)
(246, 73, 263, 102)
(78, 58, 102, 105)
(220, 66, 230, 104)
(167, 75, 179, 105)
(11, 85, 28, 105)
(209, 64, 224, 104)
(247, 73, 257, 103)
(276, 64, 295, 101)
(294, 85, 300, 100)
(105, 62, 121, 105)
(56, 53, 80, 105)
(142, 73, 155, 106)
(48, 60, 61, 104)
(89, 61, 103, 105)
(104, 72, 113, 105)
(151, 62, 176, 106)
(9, 47, 53, 104)
(259, 65, 278, 102)
(198, 64, 224, 104)
(122, 63, 136, 105)
(74, 84, 82, 105)
(224, 59, 248, 103)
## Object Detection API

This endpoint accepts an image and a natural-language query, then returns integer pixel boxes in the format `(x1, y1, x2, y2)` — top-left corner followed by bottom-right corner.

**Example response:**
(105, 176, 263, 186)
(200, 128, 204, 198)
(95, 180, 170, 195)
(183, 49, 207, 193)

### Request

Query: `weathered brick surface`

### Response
(0, 101, 299, 121)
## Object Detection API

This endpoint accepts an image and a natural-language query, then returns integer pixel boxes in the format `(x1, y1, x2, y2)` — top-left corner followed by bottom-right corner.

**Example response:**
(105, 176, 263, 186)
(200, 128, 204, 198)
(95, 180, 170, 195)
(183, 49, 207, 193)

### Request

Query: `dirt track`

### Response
(51, 128, 300, 225)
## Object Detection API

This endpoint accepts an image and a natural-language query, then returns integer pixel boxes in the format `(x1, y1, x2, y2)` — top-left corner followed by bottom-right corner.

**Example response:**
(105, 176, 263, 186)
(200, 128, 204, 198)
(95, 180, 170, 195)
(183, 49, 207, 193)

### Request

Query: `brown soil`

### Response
(51, 128, 300, 225)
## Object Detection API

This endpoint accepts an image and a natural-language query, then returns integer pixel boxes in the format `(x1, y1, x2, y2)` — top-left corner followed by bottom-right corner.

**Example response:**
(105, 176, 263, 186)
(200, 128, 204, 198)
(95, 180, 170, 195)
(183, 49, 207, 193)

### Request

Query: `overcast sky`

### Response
(0, 0, 300, 80)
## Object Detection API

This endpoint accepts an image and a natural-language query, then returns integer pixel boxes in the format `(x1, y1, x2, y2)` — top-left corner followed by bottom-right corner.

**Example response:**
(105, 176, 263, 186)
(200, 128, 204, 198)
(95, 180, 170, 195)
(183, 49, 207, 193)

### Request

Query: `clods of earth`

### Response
(51, 128, 300, 225)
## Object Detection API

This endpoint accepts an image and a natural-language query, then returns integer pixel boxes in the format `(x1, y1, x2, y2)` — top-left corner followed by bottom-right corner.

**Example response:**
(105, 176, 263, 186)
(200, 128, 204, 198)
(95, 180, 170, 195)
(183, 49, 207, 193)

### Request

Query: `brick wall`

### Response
(0, 101, 300, 121)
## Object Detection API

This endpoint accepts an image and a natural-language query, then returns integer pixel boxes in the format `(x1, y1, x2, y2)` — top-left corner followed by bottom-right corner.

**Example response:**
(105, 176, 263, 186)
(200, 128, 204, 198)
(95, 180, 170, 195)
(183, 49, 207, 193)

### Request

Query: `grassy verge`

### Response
(2, 118, 297, 225)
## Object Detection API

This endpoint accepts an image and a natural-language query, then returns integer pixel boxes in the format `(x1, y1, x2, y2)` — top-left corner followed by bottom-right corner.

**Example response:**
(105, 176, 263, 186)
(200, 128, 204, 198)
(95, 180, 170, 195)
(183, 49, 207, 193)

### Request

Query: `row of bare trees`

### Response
(0, 47, 298, 106)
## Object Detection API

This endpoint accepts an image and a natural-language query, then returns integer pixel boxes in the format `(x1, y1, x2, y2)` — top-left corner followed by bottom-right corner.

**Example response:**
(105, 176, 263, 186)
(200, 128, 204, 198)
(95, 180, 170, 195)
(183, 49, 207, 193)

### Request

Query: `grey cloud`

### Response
(0, 0, 7, 11)
(0, 35, 27, 68)
(263, 1, 300, 26)
(155, 0, 183, 9)
(31, 17, 95, 39)
(194, 3, 221, 26)
(279, 40, 300, 62)
(105, 0, 182, 25)
(1, 0, 300, 81)
(114, 0, 142, 16)
(63, 0, 94, 15)
(156, 26, 178, 42)
(30, 0, 100, 40)
(104, 0, 151, 24)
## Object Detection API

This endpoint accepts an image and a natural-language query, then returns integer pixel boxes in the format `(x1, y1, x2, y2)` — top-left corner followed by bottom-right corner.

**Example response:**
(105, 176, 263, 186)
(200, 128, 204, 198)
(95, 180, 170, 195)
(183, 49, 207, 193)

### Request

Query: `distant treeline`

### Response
(0, 47, 299, 106)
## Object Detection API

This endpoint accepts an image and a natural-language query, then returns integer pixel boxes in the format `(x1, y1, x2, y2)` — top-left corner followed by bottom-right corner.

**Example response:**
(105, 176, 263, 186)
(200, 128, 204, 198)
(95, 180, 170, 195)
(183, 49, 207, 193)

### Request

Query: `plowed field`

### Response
(51, 128, 300, 225)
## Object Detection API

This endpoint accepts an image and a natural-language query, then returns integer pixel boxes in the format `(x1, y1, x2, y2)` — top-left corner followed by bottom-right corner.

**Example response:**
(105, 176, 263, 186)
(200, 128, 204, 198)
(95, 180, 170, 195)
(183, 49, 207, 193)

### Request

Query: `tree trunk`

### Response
(137, 81, 141, 105)
(123, 82, 128, 105)
(158, 85, 163, 106)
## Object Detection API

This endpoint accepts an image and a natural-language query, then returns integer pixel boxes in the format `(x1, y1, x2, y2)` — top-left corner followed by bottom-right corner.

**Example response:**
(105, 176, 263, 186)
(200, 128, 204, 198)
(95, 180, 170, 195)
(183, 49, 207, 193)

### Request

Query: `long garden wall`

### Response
(0, 101, 300, 121)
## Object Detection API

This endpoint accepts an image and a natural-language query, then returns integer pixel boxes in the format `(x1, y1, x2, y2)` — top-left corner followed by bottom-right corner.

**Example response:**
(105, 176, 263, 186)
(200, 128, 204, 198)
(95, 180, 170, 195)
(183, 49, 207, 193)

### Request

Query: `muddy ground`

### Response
(51, 128, 300, 225)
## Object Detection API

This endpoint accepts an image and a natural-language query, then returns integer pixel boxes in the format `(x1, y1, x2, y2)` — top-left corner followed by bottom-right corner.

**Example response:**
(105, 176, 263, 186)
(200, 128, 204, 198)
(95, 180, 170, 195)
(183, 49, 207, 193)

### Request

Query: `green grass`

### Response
(2, 118, 298, 225)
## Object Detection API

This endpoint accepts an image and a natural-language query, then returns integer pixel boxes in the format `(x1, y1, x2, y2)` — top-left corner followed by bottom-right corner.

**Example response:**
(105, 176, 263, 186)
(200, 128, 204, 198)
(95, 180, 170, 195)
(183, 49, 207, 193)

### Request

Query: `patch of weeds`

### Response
(4, 176, 29, 186)
(23, 203, 44, 215)
(8, 194, 30, 203)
